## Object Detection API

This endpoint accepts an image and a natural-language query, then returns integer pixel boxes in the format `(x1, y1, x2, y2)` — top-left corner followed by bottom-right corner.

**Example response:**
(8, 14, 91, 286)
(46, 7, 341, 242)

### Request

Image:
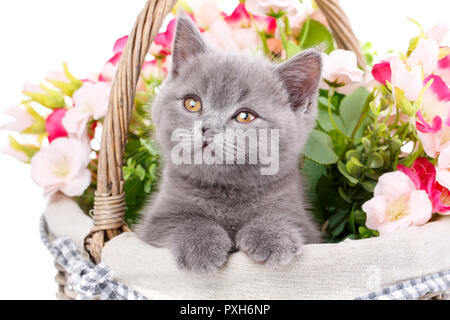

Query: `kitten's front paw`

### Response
(236, 224, 304, 265)
(174, 223, 233, 273)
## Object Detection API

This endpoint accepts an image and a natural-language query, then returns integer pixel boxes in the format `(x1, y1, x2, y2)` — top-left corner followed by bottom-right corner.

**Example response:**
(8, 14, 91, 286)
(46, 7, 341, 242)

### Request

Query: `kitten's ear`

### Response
(275, 49, 323, 112)
(171, 14, 208, 77)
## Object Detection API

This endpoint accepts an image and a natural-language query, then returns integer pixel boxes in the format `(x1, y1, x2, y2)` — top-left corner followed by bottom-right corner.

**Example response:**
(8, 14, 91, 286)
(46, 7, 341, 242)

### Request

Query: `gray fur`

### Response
(135, 16, 323, 273)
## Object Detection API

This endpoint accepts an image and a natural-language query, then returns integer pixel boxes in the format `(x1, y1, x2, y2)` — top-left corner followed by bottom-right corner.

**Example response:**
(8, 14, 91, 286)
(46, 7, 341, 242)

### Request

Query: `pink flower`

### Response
(398, 158, 436, 196)
(425, 20, 449, 45)
(430, 182, 450, 214)
(436, 145, 450, 191)
(398, 157, 450, 215)
(435, 51, 450, 87)
(222, 3, 276, 35)
(62, 82, 110, 138)
(1, 135, 39, 163)
(45, 63, 82, 97)
(99, 36, 128, 83)
(203, 20, 241, 52)
(189, 0, 221, 29)
(46, 108, 68, 143)
(141, 59, 167, 80)
(245, 0, 295, 16)
(0, 105, 34, 132)
(223, 3, 251, 28)
(149, 19, 177, 57)
(1, 144, 29, 162)
(416, 110, 442, 134)
(408, 37, 440, 76)
(31, 137, 91, 197)
(203, 19, 260, 52)
(371, 61, 392, 85)
(362, 171, 432, 235)
(253, 15, 277, 34)
(416, 75, 450, 157)
(320, 50, 364, 94)
(22, 82, 65, 109)
(390, 57, 423, 101)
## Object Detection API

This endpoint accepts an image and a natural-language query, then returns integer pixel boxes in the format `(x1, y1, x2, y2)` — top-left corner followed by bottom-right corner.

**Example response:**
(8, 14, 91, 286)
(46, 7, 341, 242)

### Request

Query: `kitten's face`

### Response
(151, 16, 322, 186)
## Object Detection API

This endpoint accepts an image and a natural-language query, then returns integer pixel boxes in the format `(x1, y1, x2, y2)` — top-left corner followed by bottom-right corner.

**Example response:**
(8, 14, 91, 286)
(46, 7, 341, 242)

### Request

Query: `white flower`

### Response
(0, 105, 34, 132)
(245, 0, 295, 16)
(62, 81, 110, 138)
(31, 137, 91, 197)
(407, 37, 440, 76)
(320, 49, 364, 94)
(390, 57, 423, 101)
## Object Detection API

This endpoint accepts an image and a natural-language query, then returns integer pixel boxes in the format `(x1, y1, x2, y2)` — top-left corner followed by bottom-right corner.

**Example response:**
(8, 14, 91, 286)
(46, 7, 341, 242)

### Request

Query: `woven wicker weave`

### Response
(59, 0, 369, 299)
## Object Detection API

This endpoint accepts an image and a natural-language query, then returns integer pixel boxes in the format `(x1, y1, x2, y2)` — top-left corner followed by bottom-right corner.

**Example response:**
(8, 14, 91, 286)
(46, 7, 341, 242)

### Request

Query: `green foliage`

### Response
(123, 137, 160, 225)
(298, 19, 335, 54)
(122, 82, 162, 226)
(303, 84, 409, 241)
(303, 130, 339, 164)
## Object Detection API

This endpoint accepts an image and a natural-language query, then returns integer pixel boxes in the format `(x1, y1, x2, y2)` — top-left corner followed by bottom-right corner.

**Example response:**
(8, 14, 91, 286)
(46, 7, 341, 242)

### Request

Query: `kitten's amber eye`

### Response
(183, 97, 202, 112)
(235, 111, 256, 123)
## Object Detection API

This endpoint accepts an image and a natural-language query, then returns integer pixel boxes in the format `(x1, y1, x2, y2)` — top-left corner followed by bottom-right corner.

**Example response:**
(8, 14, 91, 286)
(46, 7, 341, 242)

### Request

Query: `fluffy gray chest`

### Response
(194, 186, 264, 235)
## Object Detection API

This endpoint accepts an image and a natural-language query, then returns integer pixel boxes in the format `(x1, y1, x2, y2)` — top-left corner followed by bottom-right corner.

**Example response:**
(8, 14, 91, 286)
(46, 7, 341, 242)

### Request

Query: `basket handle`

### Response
(315, 0, 366, 67)
(86, 0, 365, 263)
(86, 0, 178, 262)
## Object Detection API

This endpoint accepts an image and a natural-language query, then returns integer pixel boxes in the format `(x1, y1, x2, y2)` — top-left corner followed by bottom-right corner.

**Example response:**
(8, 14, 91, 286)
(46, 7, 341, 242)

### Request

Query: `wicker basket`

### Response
(43, 0, 450, 300)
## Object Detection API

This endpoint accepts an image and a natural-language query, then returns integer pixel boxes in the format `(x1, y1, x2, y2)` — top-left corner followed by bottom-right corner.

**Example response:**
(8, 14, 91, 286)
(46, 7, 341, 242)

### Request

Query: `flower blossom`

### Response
(46, 108, 68, 142)
(320, 49, 364, 94)
(435, 52, 450, 87)
(407, 37, 440, 76)
(398, 157, 450, 214)
(0, 105, 34, 133)
(31, 137, 91, 197)
(245, 0, 295, 17)
(362, 171, 432, 235)
(425, 20, 449, 45)
(436, 145, 450, 199)
(99, 36, 128, 83)
(390, 57, 423, 102)
(188, 0, 221, 29)
(62, 82, 110, 138)
(223, 3, 276, 34)
(149, 19, 177, 57)
(415, 75, 450, 158)
(371, 61, 392, 86)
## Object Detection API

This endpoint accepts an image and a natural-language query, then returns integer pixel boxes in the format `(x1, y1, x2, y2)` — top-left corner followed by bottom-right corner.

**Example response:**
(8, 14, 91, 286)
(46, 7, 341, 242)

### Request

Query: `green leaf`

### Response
(360, 180, 376, 192)
(353, 210, 367, 225)
(135, 164, 146, 181)
(318, 96, 334, 110)
(338, 187, 352, 203)
(339, 87, 371, 137)
(298, 19, 335, 54)
(367, 152, 384, 169)
(303, 130, 339, 165)
(301, 158, 326, 201)
(327, 210, 347, 237)
(346, 158, 361, 178)
(347, 210, 356, 234)
(286, 40, 301, 59)
(337, 160, 359, 184)
(317, 108, 345, 132)
(345, 150, 361, 161)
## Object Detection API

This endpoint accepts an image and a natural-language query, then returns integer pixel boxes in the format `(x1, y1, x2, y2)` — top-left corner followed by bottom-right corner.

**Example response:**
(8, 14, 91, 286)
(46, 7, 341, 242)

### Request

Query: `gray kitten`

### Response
(136, 16, 323, 273)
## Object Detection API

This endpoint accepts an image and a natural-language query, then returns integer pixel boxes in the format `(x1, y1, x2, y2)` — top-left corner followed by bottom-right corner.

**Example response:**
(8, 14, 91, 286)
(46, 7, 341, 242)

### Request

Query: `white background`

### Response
(0, 0, 449, 299)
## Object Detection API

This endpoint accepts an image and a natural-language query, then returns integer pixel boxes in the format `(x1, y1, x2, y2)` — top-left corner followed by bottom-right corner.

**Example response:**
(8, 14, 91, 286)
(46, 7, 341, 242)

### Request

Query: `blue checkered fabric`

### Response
(40, 216, 146, 300)
(356, 270, 450, 300)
